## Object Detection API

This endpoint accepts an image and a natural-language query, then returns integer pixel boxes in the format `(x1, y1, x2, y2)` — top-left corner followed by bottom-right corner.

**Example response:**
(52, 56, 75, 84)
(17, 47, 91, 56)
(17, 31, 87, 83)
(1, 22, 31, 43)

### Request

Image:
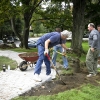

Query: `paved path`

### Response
(0, 50, 56, 100)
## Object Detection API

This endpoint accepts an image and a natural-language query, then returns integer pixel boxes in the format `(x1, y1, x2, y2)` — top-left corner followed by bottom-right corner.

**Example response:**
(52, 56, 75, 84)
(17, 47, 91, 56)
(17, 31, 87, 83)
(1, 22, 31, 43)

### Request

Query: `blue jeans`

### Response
(52, 45, 68, 68)
(34, 44, 51, 75)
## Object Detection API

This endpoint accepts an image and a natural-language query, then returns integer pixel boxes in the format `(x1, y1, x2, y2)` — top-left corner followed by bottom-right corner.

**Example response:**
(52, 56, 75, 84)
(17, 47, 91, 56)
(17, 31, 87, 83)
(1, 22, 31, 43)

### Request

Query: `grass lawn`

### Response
(0, 56, 18, 70)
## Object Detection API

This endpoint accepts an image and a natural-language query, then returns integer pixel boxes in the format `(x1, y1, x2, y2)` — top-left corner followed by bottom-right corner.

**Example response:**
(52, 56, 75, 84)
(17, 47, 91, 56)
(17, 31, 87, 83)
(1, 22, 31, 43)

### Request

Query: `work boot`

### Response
(33, 74, 42, 82)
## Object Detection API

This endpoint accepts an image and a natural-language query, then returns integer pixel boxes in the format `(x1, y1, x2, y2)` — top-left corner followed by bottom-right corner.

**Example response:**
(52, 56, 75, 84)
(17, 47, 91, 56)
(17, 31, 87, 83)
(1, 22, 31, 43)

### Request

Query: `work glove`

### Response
(62, 48, 66, 52)
(44, 49, 49, 55)
(67, 48, 73, 51)
(62, 52, 66, 56)
(62, 48, 66, 56)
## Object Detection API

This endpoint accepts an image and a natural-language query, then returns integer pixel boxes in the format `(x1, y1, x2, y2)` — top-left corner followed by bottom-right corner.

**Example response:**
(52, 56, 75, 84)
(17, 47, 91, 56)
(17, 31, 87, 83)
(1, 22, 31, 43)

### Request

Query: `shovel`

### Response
(53, 49, 67, 56)
(51, 48, 73, 57)
(46, 54, 66, 85)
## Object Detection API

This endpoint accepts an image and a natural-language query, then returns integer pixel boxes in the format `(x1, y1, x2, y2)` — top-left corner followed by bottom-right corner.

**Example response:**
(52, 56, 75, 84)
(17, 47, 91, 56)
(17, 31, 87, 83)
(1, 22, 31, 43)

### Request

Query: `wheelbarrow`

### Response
(18, 52, 38, 71)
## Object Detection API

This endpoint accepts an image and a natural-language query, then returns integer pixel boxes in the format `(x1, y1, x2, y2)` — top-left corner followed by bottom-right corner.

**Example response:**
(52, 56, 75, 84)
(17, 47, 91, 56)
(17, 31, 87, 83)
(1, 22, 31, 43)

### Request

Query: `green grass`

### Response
(82, 41, 89, 52)
(12, 84, 100, 100)
(0, 56, 18, 70)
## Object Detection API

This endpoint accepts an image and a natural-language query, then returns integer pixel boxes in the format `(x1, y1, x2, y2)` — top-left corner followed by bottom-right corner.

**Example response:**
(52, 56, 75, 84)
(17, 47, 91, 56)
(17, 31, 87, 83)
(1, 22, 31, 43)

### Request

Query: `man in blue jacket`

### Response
(33, 30, 71, 82)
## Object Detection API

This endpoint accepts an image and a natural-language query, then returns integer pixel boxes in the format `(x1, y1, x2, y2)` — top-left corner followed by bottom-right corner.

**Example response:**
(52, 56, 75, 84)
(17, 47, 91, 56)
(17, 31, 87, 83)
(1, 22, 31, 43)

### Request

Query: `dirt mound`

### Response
(21, 71, 100, 96)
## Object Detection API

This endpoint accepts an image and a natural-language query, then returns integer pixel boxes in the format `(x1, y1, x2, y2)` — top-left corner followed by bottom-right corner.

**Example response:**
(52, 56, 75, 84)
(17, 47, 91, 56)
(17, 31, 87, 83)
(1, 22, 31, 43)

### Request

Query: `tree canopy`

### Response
(0, 0, 100, 55)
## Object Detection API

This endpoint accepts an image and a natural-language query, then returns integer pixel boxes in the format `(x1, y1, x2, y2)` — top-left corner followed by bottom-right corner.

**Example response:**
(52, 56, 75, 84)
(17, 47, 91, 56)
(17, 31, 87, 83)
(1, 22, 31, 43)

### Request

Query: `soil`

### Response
(21, 65, 100, 96)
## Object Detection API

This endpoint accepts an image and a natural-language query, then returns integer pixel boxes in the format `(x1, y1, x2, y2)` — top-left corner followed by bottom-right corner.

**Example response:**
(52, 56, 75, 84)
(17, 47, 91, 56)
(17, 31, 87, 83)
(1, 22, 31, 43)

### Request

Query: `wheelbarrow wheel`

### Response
(34, 62, 37, 65)
(19, 61, 28, 71)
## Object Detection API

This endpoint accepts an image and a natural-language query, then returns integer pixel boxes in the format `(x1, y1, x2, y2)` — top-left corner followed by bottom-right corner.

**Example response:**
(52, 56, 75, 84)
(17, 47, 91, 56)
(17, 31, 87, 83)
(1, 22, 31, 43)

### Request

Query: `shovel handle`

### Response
(53, 50, 66, 56)
(46, 54, 66, 85)
(46, 54, 50, 60)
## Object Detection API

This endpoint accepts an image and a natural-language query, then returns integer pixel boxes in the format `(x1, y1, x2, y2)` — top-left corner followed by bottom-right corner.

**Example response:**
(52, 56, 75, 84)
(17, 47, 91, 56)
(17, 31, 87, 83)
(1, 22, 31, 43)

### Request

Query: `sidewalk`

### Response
(0, 50, 56, 100)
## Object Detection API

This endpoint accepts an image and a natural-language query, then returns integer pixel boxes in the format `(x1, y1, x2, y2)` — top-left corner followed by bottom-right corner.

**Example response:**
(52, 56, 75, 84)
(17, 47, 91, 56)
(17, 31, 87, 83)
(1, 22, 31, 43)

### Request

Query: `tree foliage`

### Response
(39, 0, 73, 31)
(0, 0, 100, 52)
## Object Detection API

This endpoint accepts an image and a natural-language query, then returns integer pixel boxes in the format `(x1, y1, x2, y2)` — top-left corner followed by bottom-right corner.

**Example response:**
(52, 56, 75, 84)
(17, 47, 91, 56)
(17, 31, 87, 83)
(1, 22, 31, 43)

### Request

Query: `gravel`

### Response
(0, 50, 56, 100)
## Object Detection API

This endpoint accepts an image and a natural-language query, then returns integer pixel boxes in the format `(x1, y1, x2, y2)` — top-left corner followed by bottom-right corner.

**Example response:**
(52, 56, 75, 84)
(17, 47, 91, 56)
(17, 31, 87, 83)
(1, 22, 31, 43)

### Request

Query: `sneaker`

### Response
(46, 74, 56, 80)
(87, 73, 96, 77)
(45, 75, 52, 81)
(51, 74, 56, 80)
(33, 74, 42, 82)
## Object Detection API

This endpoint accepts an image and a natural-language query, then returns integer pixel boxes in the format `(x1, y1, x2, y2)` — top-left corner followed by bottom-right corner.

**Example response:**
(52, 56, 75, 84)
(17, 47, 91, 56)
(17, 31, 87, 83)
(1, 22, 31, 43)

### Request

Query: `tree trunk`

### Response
(23, 23, 29, 49)
(11, 17, 23, 47)
(22, 13, 31, 49)
(72, 0, 86, 57)
(11, 16, 30, 49)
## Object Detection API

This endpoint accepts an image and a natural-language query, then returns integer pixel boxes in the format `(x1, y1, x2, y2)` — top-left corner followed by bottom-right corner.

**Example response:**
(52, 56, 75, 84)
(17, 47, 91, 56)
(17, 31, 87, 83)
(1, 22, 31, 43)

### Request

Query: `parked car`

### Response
(28, 40, 37, 48)
(0, 40, 4, 45)
(13, 37, 19, 41)
(7, 36, 14, 43)
(19, 39, 37, 48)
(2, 35, 8, 43)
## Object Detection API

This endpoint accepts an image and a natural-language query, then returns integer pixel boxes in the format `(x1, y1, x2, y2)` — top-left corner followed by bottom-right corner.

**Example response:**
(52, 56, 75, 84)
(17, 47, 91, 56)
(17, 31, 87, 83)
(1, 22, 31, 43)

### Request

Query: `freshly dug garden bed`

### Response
(21, 67, 100, 96)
